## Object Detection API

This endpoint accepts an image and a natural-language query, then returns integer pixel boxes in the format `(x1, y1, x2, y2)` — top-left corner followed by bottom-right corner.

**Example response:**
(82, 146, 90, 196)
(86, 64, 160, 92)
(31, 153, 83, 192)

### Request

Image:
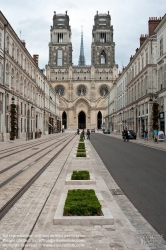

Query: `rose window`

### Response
(77, 85, 87, 96)
(99, 84, 109, 96)
(55, 85, 65, 96)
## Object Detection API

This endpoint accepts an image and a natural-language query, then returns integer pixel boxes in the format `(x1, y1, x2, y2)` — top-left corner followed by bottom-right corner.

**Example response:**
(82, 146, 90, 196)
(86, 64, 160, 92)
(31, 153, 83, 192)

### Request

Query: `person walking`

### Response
(124, 128, 129, 142)
(87, 129, 90, 140)
(144, 130, 148, 141)
(82, 129, 85, 140)
(39, 129, 42, 138)
(153, 128, 158, 143)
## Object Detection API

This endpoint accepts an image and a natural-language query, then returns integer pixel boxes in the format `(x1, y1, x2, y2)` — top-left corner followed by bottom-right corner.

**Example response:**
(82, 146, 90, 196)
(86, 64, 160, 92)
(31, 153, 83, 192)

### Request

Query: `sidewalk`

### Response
(99, 131, 166, 151)
(0, 133, 166, 249)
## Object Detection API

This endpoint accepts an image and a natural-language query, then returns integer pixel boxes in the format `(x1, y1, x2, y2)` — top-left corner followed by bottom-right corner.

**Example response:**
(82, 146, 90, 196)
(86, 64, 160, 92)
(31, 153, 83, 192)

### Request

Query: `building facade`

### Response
(155, 14, 166, 134)
(106, 17, 162, 138)
(0, 11, 59, 142)
(46, 11, 118, 130)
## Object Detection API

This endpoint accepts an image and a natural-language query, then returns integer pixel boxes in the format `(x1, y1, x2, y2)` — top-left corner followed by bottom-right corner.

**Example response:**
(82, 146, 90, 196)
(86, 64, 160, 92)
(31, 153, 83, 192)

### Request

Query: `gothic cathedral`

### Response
(46, 11, 118, 130)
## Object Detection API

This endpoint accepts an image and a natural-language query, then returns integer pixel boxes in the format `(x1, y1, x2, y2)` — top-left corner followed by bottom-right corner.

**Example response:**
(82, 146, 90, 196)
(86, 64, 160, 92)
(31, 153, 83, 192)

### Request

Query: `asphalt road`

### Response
(90, 133, 166, 240)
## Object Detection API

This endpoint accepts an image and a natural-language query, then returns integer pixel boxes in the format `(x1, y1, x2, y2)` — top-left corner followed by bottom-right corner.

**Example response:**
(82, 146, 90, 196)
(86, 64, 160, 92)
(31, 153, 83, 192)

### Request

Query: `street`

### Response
(90, 133, 166, 240)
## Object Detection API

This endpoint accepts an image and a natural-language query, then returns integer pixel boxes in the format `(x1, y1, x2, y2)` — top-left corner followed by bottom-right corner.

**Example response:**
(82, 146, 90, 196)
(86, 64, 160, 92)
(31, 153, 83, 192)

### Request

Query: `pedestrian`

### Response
(153, 127, 158, 143)
(82, 129, 85, 140)
(87, 129, 90, 140)
(144, 130, 148, 141)
(39, 129, 42, 138)
(77, 128, 80, 135)
(124, 128, 129, 142)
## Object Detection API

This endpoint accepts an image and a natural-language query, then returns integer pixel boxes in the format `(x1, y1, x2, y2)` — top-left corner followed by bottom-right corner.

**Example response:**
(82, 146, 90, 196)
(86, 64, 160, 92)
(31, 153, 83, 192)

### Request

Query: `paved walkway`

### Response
(100, 131, 166, 151)
(0, 133, 166, 249)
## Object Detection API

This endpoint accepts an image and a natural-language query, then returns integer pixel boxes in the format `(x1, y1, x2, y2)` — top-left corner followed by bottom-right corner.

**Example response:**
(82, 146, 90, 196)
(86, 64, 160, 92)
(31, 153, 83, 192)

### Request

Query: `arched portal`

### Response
(78, 111, 86, 129)
(62, 111, 67, 129)
(97, 111, 102, 129)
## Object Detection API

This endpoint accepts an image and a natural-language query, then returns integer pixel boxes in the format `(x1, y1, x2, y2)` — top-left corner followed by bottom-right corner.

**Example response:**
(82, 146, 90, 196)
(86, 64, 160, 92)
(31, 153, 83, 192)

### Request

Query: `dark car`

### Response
(103, 129, 110, 134)
(122, 130, 136, 139)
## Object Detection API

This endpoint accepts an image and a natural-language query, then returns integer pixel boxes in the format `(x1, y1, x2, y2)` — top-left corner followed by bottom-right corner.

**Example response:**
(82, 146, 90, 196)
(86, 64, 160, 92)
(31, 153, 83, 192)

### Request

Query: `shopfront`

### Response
(138, 116, 148, 137)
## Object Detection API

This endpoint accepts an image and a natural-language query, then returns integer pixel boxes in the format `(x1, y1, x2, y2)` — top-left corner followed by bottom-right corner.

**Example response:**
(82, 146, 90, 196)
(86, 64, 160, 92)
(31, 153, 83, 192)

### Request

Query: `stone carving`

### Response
(79, 103, 85, 108)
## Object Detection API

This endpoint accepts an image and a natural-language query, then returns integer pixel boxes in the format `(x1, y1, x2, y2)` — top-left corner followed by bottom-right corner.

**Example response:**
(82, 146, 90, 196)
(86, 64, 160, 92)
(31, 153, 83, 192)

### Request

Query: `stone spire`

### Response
(78, 27, 86, 66)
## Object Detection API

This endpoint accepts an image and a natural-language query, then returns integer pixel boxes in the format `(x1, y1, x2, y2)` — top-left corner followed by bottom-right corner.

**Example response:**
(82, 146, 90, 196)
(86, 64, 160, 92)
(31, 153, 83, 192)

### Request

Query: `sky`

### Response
(1, 0, 165, 71)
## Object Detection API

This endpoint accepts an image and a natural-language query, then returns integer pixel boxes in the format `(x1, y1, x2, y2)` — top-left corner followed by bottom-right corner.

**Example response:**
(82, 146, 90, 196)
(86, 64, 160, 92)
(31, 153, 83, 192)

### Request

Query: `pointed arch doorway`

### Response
(62, 111, 67, 129)
(78, 111, 86, 129)
(97, 111, 102, 129)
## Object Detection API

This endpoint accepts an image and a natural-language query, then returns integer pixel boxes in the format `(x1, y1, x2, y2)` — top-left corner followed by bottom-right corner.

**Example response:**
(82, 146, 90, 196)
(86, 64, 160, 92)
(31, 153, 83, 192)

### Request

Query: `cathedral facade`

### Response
(46, 11, 118, 130)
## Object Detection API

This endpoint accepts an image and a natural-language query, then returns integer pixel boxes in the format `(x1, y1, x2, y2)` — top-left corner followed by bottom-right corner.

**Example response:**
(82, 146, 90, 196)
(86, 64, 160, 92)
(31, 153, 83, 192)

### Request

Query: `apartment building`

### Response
(106, 17, 162, 138)
(155, 14, 166, 134)
(0, 12, 59, 142)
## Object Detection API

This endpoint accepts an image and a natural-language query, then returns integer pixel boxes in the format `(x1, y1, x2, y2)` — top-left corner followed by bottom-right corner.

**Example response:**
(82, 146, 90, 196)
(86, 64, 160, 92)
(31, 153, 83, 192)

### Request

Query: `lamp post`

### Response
(27, 102, 30, 140)
(10, 96, 17, 140)
(26, 101, 34, 141)
(119, 112, 122, 133)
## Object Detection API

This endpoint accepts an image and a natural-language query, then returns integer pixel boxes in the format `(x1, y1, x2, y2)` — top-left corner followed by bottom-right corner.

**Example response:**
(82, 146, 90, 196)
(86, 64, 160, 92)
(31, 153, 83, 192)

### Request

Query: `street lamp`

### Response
(10, 96, 17, 140)
(27, 101, 34, 140)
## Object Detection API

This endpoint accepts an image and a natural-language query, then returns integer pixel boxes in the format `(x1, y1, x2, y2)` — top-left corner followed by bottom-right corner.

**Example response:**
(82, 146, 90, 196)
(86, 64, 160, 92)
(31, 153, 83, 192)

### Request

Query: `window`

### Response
(58, 33, 63, 43)
(160, 37, 163, 56)
(21, 118, 23, 132)
(7, 37, 9, 51)
(5, 64, 9, 85)
(21, 102, 23, 114)
(142, 55, 144, 69)
(0, 63, 2, 85)
(24, 104, 26, 115)
(145, 51, 148, 65)
(12, 43, 15, 58)
(57, 50, 62, 66)
(24, 119, 26, 132)
(101, 51, 106, 64)
(11, 70, 14, 89)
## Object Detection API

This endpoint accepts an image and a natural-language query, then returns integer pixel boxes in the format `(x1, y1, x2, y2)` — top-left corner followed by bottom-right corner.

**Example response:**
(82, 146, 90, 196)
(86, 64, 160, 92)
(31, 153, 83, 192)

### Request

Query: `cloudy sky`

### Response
(1, 0, 165, 71)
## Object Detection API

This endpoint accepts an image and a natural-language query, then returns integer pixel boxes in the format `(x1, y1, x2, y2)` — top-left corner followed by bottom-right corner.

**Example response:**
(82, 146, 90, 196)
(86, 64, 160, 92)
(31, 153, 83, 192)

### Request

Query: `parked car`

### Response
(103, 129, 110, 134)
(91, 128, 95, 133)
(122, 130, 136, 139)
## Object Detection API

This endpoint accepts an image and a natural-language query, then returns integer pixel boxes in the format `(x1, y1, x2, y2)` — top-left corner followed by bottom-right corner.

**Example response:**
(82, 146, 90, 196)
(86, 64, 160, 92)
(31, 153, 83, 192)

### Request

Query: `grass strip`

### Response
(76, 152, 86, 157)
(71, 170, 90, 180)
(64, 189, 102, 216)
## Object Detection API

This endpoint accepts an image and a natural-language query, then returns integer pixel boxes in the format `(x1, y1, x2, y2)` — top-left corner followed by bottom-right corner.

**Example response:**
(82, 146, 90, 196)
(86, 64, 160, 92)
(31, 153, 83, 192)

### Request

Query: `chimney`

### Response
(148, 17, 162, 36)
(140, 34, 148, 47)
(21, 40, 26, 47)
(33, 55, 39, 66)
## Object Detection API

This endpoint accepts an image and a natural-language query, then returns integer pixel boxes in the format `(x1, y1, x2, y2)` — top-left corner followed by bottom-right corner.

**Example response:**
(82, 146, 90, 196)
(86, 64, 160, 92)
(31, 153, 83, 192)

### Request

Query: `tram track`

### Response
(0, 133, 76, 220)
(0, 134, 74, 188)
(0, 134, 73, 174)
(0, 134, 67, 159)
